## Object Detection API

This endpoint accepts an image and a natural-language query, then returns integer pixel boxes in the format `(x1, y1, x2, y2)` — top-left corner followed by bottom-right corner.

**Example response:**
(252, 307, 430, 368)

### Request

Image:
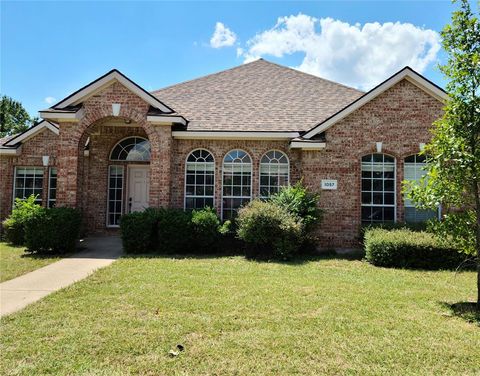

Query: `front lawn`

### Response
(0, 255, 478, 375)
(0, 242, 61, 283)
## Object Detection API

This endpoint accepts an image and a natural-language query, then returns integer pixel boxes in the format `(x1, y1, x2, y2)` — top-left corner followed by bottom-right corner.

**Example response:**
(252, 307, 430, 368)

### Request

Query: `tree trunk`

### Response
(474, 180, 480, 311)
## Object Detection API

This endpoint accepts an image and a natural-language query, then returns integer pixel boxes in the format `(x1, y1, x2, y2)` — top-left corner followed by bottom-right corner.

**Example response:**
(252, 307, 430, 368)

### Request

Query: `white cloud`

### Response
(241, 14, 440, 90)
(44, 96, 56, 105)
(210, 22, 237, 48)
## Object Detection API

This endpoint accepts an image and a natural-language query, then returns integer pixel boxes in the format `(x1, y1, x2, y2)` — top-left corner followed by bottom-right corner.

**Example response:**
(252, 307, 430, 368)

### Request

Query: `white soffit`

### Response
(0, 146, 22, 155)
(303, 67, 447, 139)
(147, 115, 187, 126)
(39, 108, 85, 122)
(290, 141, 326, 150)
(172, 131, 300, 140)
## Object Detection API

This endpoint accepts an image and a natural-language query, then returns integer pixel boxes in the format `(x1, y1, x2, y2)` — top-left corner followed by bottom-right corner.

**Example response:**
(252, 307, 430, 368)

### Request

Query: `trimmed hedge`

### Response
(156, 208, 192, 253)
(237, 200, 303, 260)
(120, 207, 226, 254)
(364, 228, 469, 270)
(359, 221, 429, 242)
(119, 209, 158, 254)
(191, 208, 221, 252)
(24, 207, 82, 254)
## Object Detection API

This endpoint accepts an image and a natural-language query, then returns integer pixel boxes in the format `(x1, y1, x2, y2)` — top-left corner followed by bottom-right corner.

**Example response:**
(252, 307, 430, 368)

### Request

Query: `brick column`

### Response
(56, 122, 82, 208)
(148, 125, 172, 207)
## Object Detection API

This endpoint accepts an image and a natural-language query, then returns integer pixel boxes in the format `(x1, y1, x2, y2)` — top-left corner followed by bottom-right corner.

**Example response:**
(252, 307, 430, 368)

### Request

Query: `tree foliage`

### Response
(0, 95, 36, 138)
(406, 0, 480, 308)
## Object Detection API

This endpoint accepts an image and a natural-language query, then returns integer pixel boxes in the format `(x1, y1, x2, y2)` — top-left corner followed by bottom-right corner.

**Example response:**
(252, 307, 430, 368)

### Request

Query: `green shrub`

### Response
(191, 207, 221, 252)
(157, 208, 193, 253)
(120, 209, 159, 254)
(24, 207, 81, 254)
(359, 221, 430, 242)
(2, 195, 43, 245)
(269, 182, 322, 233)
(364, 228, 470, 270)
(237, 200, 303, 260)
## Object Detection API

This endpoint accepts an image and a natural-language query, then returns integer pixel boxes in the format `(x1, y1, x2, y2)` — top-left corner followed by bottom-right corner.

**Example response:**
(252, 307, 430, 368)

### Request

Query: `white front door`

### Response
(128, 166, 150, 213)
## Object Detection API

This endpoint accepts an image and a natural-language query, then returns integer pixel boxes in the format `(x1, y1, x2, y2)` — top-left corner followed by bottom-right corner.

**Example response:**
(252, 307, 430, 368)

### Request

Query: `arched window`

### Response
(222, 149, 252, 219)
(404, 154, 437, 223)
(110, 137, 150, 161)
(259, 150, 289, 197)
(185, 149, 215, 210)
(361, 153, 396, 223)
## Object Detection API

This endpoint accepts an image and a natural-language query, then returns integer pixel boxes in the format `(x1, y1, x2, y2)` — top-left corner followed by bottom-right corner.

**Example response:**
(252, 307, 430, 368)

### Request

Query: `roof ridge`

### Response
(261, 59, 364, 93)
(151, 58, 364, 95)
(151, 59, 266, 94)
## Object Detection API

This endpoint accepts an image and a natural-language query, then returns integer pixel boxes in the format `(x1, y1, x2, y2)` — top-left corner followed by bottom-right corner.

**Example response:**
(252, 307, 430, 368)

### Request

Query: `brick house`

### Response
(0, 59, 445, 248)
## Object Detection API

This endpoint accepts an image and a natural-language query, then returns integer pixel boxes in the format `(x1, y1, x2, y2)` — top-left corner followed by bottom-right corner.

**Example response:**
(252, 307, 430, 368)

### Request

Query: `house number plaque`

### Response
(321, 179, 337, 190)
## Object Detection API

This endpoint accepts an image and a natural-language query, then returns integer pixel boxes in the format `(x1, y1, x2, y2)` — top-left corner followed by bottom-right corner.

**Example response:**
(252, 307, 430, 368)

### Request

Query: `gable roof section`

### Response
(302, 66, 447, 139)
(152, 59, 364, 132)
(50, 69, 174, 114)
(4, 120, 59, 147)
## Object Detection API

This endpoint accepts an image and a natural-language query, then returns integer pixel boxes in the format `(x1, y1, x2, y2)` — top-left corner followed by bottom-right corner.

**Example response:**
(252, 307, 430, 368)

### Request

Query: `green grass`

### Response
(0, 242, 61, 282)
(0, 255, 478, 375)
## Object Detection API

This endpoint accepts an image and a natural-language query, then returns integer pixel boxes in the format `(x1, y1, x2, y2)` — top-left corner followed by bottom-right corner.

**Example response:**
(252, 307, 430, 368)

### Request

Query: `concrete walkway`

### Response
(0, 236, 123, 317)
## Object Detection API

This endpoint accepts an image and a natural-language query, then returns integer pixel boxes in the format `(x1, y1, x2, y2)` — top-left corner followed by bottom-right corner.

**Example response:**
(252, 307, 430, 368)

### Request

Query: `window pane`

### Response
(222, 149, 253, 218)
(14, 167, 43, 204)
(111, 137, 151, 161)
(361, 154, 396, 224)
(259, 150, 289, 198)
(184, 149, 215, 210)
(107, 166, 123, 226)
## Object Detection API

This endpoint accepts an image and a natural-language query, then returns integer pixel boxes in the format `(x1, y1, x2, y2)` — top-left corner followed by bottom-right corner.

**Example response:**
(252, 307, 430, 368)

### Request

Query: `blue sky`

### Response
(0, 1, 463, 117)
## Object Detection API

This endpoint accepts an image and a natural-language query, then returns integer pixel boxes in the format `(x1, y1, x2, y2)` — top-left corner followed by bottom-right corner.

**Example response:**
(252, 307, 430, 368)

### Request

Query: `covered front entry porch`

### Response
(37, 69, 187, 233)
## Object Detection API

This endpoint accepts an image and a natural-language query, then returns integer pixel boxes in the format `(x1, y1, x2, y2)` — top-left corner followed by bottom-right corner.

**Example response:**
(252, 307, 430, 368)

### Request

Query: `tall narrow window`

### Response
(222, 150, 252, 220)
(361, 154, 396, 223)
(48, 167, 57, 208)
(404, 154, 437, 223)
(259, 150, 289, 197)
(185, 149, 215, 210)
(107, 165, 124, 226)
(13, 167, 44, 204)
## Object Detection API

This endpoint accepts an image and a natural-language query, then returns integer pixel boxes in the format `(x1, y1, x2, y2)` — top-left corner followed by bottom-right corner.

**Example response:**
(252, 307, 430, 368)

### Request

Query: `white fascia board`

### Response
(172, 131, 300, 140)
(290, 141, 326, 150)
(303, 68, 447, 139)
(4, 121, 59, 146)
(39, 107, 85, 122)
(147, 115, 187, 126)
(54, 71, 172, 113)
(0, 145, 22, 155)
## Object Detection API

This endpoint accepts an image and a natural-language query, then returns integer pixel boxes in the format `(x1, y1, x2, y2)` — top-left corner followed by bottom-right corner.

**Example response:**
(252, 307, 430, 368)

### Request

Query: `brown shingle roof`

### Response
(151, 59, 363, 132)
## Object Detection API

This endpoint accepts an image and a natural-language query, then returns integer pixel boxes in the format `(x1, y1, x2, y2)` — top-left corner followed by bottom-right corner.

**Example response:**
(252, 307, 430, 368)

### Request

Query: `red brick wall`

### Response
(0, 129, 59, 221)
(302, 79, 443, 247)
(1, 78, 443, 248)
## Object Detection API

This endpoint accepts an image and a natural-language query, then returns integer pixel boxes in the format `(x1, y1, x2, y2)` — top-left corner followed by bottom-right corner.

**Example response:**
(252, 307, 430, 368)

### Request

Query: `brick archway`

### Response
(56, 103, 172, 212)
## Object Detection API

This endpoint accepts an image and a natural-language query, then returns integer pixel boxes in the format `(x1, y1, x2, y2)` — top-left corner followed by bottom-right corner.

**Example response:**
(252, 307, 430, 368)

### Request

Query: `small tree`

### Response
(0, 95, 37, 138)
(407, 0, 480, 309)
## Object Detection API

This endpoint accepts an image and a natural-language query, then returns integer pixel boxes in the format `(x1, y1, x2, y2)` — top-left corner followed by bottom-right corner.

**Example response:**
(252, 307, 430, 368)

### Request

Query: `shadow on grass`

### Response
(121, 249, 364, 265)
(441, 302, 480, 326)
